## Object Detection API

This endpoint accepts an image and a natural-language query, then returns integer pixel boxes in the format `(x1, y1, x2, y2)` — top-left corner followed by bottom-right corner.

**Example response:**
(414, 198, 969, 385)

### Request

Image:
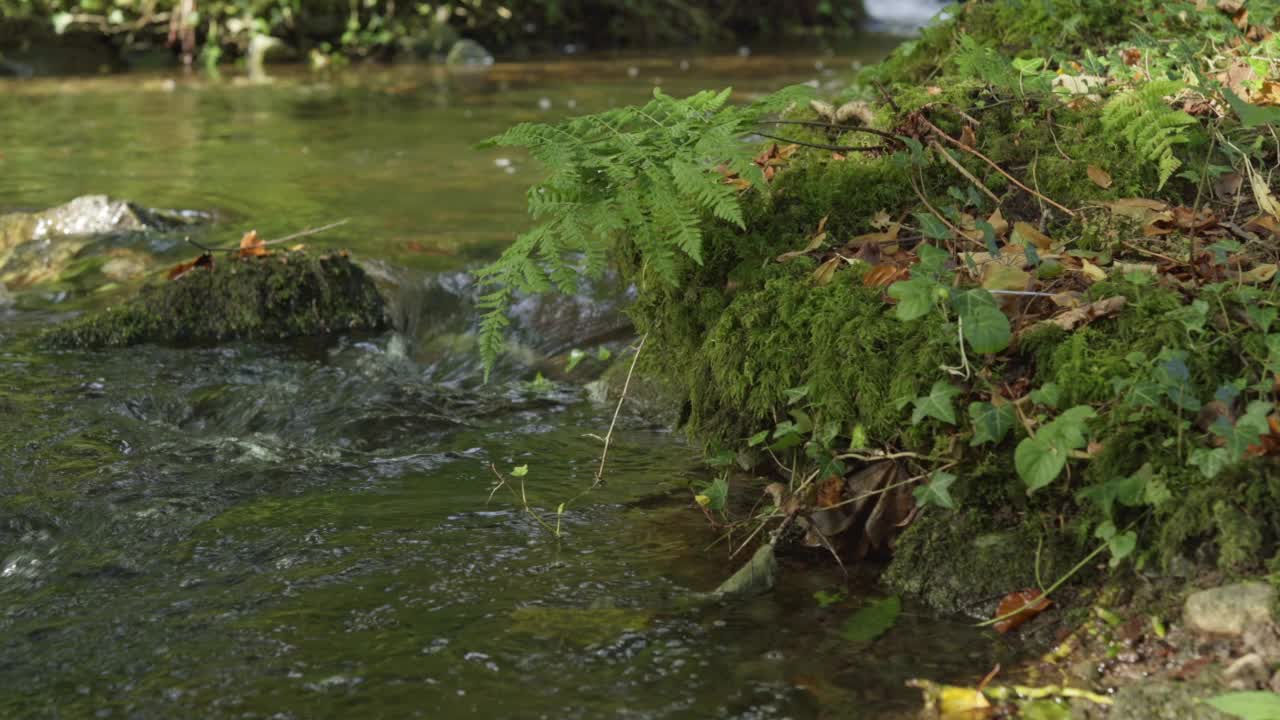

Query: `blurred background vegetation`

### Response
(0, 0, 867, 72)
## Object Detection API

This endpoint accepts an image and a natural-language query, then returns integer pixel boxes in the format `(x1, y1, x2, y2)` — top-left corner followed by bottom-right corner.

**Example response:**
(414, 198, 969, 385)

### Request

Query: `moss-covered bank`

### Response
(42, 250, 387, 348)
(587, 0, 1280, 617)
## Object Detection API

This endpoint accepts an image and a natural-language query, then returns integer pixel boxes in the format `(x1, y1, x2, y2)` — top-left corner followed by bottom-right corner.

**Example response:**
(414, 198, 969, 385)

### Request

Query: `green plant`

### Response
(475, 85, 813, 376)
(1100, 80, 1199, 189)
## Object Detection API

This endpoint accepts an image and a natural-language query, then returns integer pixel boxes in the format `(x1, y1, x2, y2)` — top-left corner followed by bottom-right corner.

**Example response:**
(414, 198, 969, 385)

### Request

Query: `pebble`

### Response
(1224, 652, 1270, 690)
(1184, 582, 1276, 636)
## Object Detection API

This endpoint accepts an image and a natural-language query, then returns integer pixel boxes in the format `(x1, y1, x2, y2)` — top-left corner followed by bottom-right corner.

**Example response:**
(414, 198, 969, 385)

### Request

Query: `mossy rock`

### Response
(881, 510, 1078, 616)
(41, 251, 387, 349)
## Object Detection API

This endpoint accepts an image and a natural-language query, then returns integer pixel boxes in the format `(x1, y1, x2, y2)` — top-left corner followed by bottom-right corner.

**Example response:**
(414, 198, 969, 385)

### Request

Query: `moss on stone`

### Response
(41, 251, 387, 349)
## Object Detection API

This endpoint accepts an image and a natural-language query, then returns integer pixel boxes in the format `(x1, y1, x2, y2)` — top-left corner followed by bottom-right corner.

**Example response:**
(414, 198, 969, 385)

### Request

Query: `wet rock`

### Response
(714, 542, 777, 597)
(41, 251, 387, 348)
(1223, 652, 1270, 690)
(1106, 679, 1232, 720)
(1185, 582, 1276, 637)
(446, 39, 494, 68)
(0, 195, 209, 266)
(586, 356, 683, 428)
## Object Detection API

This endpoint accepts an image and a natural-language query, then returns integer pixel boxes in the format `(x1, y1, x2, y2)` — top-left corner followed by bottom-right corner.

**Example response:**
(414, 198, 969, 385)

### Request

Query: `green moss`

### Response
(41, 251, 387, 349)
(882, 509, 1081, 615)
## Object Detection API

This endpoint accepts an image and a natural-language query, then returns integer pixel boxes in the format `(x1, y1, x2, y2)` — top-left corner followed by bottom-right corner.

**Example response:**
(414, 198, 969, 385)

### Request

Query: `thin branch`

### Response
(594, 333, 647, 487)
(751, 131, 884, 154)
(921, 116, 1076, 216)
(929, 139, 1001, 205)
(756, 119, 905, 144)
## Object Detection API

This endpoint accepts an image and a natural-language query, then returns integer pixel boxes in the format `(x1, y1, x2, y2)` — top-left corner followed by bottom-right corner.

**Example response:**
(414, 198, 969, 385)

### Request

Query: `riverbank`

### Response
(0, 0, 871, 75)
(482, 0, 1280, 713)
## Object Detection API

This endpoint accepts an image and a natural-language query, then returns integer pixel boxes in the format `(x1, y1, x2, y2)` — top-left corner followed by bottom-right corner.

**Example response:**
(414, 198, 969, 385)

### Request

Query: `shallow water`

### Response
(0, 50, 1016, 719)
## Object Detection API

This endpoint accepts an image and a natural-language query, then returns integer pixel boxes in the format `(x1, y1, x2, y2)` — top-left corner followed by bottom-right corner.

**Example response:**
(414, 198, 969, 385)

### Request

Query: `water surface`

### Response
(0, 49, 1015, 719)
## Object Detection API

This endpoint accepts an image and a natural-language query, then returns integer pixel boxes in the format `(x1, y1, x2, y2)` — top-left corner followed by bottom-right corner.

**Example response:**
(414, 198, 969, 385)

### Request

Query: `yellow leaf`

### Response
(1239, 264, 1278, 284)
(1087, 165, 1113, 189)
(813, 256, 841, 285)
(981, 262, 1032, 292)
(1012, 222, 1054, 251)
(986, 208, 1010, 238)
(1080, 258, 1107, 282)
(1245, 164, 1280, 219)
(694, 494, 711, 507)
(939, 686, 992, 718)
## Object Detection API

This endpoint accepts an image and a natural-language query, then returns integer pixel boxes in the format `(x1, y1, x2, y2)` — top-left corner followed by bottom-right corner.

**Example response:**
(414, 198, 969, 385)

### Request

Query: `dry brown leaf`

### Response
(167, 252, 214, 281)
(994, 589, 1052, 634)
(959, 125, 978, 148)
(1087, 165, 1113, 189)
(1245, 213, 1280, 238)
(864, 263, 905, 288)
(986, 208, 1010, 238)
(1036, 296, 1127, 333)
(1011, 221, 1054, 251)
(1214, 172, 1244, 199)
(1245, 164, 1280, 218)
(1237, 263, 1279, 284)
(813, 256, 841, 285)
(817, 476, 844, 508)
(238, 229, 268, 257)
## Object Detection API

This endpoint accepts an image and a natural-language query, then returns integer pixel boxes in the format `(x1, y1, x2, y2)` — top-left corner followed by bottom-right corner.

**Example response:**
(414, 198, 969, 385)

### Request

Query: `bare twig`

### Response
(594, 333, 647, 487)
(756, 119, 904, 145)
(751, 131, 884, 154)
(874, 80, 901, 113)
(929, 139, 1001, 205)
(921, 116, 1076, 216)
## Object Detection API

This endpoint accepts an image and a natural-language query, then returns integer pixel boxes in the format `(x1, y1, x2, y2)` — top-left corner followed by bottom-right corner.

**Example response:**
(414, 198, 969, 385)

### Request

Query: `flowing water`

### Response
(0, 49, 1018, 719)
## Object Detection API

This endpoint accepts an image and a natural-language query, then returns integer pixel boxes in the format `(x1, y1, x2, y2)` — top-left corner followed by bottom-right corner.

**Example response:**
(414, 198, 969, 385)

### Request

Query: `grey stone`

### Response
(713, 542, 777, 598)
(446, 39, 494, 68)
(1223, 652, 1270, 690)
(1185, 582, 1277, 637)
(1271, 668, 1280, 693)
(1107, 679, 1234, 720)
(1244, 622, 1280, 662)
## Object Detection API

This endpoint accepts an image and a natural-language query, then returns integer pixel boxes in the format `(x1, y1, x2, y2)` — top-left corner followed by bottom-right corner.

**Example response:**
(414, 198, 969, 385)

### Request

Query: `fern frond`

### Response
(474, 84, 815, 376)
(1102, 80, 1198, 189)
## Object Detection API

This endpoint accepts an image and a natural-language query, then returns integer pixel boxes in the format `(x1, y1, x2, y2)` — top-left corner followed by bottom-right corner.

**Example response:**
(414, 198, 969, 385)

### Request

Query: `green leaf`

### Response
(747, 430, 770, 447)
(1206, 691, 1280, 720)
(1029, 383, 1061, 409)
(913, 471, 958, 510)
(888, 277, 938, 322)
(699, 475, 730, 512)
(1015, 406, 1096, 492)
(1190, 447, 1233, 479)
(1223, 88, 1280, 129)
(52, 12, 73, 34)
(916, 243, 951, 276)
(512, 465, 530, 477)
(1077, 463, 1152, 517)
(952, 289, 1011, 354)
(841, 596, 901, 643)
(915, 212, 953, 241)
(1107, 530, 1137, 568)
(911, 381, 963, 425)
(814, 589, 846, 608)
(969, 401, 1015, 446)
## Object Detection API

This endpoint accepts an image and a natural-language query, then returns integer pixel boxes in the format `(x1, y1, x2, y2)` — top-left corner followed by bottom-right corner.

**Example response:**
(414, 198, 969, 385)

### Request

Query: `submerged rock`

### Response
(445, 39, 494, 68)
(1184, 582, 1276, 637)
(42, 251, 387, 348)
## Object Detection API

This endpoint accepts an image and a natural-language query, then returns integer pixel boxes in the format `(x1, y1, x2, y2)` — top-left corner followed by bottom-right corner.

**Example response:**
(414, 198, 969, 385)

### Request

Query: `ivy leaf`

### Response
(1077, 463, 1153, 517)
(1206, 691, 1280, 720)
(915, 212, 953, 241)
(916, 243, 951, 277)
(888, 277, 939, 322)
(841, 596, 901, 643)
(913, 471, 958, 510)
(1223, 87, 1280, 129)
(969, 401, 1015, 446)
(1029, 382, 1061, 409)
(911, 381, 963, 425)
(1190, 447, 1233, 479)
(952, 289, 1011, 354)
(747, 429, 770, 447)
(697, 475, 730, 512)
(1015, 406, 1096, 492)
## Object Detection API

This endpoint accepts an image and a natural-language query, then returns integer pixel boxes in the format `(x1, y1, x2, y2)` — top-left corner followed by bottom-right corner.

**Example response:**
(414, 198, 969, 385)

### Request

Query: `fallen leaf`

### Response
(1245, 164, 1280, 218)
(239, 230, 267, 257)
(1115, 261, 1158, 277)
(986, 208, 1010, 238)
(813, 256, 841, 285)
(1050, 291, 1082, 308)
(1087, 165, 1113, 189)
(1237, 264, 1279, 284)
(939, 686, 992, 718)
(994, 589, 1052, 634)
(980, 262, 1032, 292)
(1106, 198, 1172, 225)
(1032, 296, 1127, 333)
(1011, 222, 1054, 251)
(871, 210, 893, 229)
(1080, 258, 1107, 282)
(864, 263, 905, 288)
(1214, 172, 1244, 200)
(817, 475, 844, 508)
(1245, 214, 1280, 238)
(167, 252, 214, 281)
(777, 216, 830, 262)
(960, 125, 978, 148)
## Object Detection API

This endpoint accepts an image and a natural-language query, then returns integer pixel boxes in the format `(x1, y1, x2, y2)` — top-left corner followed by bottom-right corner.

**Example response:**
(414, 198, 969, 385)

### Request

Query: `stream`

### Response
(0, 47, 1017, 719)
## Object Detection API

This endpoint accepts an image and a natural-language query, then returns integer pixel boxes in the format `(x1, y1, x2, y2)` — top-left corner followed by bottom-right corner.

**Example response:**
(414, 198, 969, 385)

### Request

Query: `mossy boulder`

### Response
(41, 251, 387, 349)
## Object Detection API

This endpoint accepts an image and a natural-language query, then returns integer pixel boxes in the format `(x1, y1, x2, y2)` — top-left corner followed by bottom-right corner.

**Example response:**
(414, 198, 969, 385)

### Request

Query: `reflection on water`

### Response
(0, 49, 1015, 718)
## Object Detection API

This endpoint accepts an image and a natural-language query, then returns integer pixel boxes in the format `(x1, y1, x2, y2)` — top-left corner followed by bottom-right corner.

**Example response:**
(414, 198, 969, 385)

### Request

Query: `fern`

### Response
(475, 84, 814, 376)
(1101, 80, 1199, 189)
